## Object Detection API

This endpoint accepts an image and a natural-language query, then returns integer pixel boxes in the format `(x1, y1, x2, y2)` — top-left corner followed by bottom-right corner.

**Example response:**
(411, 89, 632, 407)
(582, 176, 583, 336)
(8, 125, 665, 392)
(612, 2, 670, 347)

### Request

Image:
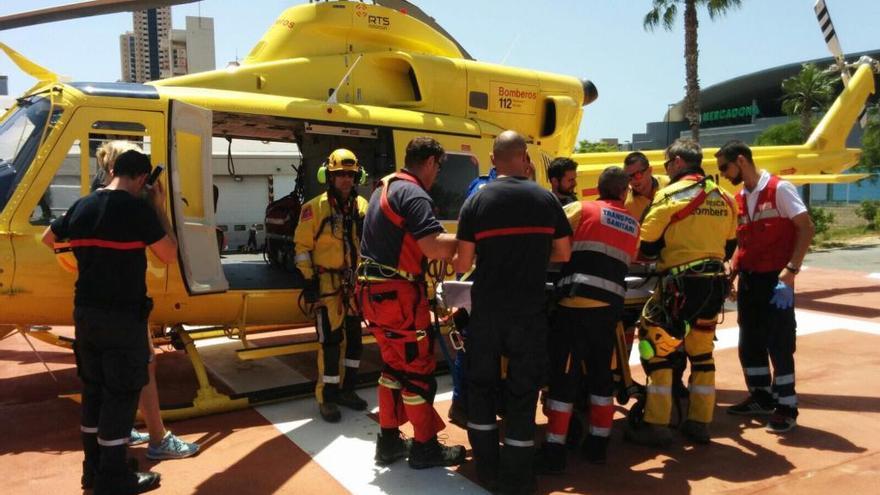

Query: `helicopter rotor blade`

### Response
(372, 0, 473, 60)
(814, 0, 867, 127)
(0, 0, 200, 31)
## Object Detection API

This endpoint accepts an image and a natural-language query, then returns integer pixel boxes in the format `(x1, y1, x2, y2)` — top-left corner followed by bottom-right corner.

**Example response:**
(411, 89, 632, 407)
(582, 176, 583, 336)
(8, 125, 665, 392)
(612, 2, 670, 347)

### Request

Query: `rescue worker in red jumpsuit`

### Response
(716, 140, 814, 433)
(536, 167, 640, 471)
(357, 137, 466, 469)
(294, 149, 369, 422)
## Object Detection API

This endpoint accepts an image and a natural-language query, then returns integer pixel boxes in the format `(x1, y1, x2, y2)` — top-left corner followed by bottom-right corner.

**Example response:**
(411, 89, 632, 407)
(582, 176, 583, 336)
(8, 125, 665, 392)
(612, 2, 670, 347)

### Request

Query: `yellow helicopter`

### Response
(0, 0, 874, 419)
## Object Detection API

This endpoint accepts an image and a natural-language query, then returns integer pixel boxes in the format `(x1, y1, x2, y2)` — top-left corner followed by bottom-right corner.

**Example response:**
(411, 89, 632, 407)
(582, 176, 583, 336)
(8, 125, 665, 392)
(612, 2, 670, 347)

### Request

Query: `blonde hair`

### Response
(96, 140, 143, 174)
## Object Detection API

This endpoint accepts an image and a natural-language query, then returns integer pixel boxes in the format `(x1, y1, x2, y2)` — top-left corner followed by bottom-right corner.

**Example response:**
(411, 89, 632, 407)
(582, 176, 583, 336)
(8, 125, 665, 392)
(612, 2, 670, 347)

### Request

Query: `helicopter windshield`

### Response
(0, 97, 56, 215)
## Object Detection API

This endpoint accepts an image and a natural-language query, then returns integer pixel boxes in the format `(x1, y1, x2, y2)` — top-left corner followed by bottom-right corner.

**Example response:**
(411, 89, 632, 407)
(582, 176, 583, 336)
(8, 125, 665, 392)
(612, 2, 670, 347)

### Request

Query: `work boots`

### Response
(94, 471, 161, 495)
(92, 445, 160, 494)
(533, 443, 566, 474)
(319, 401, 341, 423)
(82, 458, 140, 490)
(407, 436, 467, 469)
(624, 422, 673, 448)
(681, 419, 711, 444)
(582, 435, 609, 464)
(374, 429, 412, 466)
(336, 389, 368, 411)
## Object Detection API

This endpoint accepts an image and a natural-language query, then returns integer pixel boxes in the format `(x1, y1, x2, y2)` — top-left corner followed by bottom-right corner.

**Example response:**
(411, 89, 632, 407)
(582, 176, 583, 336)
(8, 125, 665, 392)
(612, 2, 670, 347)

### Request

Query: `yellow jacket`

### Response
(625, 175, 670, 222)
(294, 192, 369, 281)
(639, 175, 737, 271)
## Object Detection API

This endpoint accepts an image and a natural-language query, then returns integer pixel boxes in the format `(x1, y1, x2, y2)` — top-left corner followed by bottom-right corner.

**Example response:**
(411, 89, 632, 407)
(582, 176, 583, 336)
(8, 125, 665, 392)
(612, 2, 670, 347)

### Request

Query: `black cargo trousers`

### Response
(74, 303, 151, 489)
(466, 308, 548, 493)
(737, 271, 798, 410)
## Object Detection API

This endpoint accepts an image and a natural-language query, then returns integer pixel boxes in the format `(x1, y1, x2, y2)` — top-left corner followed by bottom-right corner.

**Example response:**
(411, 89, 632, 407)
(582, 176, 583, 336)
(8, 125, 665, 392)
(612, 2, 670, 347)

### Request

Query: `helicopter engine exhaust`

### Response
(582, 79, 599, 106)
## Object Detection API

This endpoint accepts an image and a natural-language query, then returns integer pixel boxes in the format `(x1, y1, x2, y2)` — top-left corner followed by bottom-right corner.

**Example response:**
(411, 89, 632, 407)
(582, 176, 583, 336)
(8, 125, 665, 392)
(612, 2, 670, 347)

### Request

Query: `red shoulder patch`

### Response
(300, 205, 314, 221)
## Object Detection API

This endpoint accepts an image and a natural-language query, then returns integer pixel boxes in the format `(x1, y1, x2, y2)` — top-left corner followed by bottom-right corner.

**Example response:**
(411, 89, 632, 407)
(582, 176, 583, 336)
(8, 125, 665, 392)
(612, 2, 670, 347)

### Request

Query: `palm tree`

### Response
(644, 0, 743, 142)
(781, 63, 836, 205)
(781, 63, 836, 142)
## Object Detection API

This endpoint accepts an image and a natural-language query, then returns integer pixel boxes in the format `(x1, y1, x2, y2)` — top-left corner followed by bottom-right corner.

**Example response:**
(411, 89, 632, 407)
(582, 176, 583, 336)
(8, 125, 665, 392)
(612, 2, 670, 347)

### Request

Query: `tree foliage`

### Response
(808, 207, 835, 237)
(754, 119, 804, 146)
(643, 0, 743, 142)
(781, 63, 836, 141)
(855, 200, 880, 230)
(857, 103, 880, 178)
(576, 140, 618, 153)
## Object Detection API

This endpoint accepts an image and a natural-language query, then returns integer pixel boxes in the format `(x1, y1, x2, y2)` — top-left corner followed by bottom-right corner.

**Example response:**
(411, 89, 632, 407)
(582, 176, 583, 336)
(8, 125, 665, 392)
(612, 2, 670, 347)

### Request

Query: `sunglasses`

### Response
(331, 170, 358, 178)
(663, 158, 674, 169)
(628, 166, 650, 182)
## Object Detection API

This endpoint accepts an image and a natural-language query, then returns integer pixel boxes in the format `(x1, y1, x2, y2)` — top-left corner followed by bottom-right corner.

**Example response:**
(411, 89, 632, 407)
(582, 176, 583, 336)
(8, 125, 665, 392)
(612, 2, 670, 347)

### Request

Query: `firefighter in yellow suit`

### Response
(294, 149, 370, 422)
(626, 139, 738, 447)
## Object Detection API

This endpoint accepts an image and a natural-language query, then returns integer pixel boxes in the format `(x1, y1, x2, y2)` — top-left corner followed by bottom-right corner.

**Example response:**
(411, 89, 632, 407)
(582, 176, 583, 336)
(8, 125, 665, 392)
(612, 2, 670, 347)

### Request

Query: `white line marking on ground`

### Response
(629, 309, 880, 365)
(257, 375, 486, 495)
(227, 309, 880, 493)
(868, 273, 880, 279)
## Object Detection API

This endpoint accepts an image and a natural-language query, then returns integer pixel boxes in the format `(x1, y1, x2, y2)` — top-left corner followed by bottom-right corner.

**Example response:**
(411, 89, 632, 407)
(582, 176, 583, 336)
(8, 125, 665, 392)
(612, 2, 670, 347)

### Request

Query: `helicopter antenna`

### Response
(499, 33, 521, 65)
(327, 54, 363, 104)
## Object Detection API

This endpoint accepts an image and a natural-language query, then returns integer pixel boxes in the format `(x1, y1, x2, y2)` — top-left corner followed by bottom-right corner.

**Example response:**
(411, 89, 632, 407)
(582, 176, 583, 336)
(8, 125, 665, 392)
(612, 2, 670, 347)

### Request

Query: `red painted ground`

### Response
(1, 266, 878, 494)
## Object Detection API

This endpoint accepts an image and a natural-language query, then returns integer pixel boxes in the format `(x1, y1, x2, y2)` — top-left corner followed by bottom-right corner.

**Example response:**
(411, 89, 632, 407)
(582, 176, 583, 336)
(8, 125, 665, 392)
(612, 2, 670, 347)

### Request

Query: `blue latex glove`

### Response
(769, 282, 794, 310)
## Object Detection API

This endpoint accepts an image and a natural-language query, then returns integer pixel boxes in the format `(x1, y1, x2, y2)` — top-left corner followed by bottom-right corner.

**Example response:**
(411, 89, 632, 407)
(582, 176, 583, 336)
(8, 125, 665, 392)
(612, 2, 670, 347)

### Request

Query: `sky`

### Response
(2, 0, 879, 143)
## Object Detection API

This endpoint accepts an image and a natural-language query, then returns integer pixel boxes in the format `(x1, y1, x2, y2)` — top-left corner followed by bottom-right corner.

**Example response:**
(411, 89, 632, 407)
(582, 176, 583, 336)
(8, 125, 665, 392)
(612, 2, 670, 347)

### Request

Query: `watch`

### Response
(785, 263, 800, 274)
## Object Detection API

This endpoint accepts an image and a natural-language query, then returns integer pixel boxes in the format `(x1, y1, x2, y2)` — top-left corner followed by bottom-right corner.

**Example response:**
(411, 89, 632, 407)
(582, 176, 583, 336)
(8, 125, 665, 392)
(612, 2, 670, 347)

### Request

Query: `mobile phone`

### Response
(147, 165, 164, 185)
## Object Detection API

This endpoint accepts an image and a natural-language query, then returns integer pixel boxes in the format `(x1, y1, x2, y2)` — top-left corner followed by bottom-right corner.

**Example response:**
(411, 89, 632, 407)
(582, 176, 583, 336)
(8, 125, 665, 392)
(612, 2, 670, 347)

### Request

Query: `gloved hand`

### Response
(769, 281, 794, 310)
(302, 278, 320, 305)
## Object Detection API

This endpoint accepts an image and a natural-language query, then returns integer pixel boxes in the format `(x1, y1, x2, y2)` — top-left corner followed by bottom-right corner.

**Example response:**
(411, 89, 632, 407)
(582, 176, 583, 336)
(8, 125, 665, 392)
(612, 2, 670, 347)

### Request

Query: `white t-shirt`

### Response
(742, 170, 808, 220)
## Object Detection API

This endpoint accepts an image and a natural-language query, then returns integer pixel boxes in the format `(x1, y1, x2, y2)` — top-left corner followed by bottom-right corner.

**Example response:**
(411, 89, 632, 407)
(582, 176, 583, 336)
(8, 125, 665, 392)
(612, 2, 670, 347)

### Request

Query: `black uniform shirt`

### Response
(51, 189, 165, 311)
(457, 176, 572, 314)
(360, 171, 445, 269)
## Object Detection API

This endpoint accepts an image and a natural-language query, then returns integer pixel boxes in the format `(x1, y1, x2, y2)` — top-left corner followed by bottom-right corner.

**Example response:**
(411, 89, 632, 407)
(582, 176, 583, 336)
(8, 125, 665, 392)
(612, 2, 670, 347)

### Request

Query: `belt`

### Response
(357, 261, 419, 282)
(667, 258, 724, 276)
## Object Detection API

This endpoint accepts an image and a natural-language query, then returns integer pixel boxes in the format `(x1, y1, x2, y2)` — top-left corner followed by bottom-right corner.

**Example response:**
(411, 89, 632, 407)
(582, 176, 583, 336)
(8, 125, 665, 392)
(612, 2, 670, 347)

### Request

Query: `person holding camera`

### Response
(42, 149, 177, 494)
(91, 140, 200, 461)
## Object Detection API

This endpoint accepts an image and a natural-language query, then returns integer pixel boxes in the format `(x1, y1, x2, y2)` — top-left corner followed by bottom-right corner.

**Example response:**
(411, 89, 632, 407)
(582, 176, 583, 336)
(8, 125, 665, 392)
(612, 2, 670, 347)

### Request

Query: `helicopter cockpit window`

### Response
(91, 121, 147, 133)
(0, 98, 58, 215)
(429, 152, 479, 221)
(29, 139, 82, 225)
(28, 134, 151, 225)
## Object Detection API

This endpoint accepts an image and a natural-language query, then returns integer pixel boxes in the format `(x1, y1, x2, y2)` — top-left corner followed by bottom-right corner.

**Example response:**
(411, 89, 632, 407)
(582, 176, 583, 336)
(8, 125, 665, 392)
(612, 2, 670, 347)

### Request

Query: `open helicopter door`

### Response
(169, 100, 229, 294)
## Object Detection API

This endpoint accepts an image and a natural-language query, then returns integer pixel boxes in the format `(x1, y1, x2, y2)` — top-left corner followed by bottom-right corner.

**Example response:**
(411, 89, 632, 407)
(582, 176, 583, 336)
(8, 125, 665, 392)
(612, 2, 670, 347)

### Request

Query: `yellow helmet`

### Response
(637, 321, 685, 360)
(327, 148, 359, 173)
(318, 148, 366, 184)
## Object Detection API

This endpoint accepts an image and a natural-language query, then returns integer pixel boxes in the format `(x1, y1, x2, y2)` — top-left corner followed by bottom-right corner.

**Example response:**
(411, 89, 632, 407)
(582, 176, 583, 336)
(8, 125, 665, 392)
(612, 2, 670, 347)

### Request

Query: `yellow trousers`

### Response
(643, 318, 717, 425)
(314, 272, 362, 404)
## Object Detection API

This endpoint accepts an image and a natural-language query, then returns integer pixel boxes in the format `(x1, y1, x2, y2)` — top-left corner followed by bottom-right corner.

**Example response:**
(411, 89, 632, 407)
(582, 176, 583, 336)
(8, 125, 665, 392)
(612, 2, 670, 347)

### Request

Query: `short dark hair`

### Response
(624, 151, 649, 168)
(548, 157, 577, 180)
(715, 140, 753, 163)
(598, 166, 630, 200)
(666, 138, 703, 169)
(404, 137, 445, 169)
(113, 149, 152, 179)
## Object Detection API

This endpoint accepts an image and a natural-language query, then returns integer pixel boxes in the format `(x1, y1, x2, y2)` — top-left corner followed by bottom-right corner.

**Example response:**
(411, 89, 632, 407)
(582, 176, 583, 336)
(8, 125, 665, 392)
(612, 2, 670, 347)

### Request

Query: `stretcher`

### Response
(437, 268, 658, 431)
